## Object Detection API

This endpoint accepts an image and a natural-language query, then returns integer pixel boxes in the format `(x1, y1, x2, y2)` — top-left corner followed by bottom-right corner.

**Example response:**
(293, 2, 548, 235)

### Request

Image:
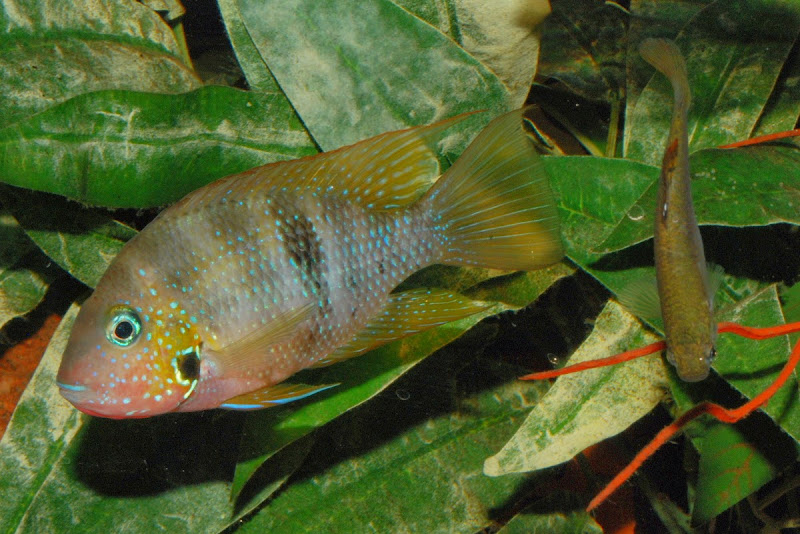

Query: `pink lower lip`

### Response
(57, 382, 155, 419)
(57, 382, 112, 418)
(77, 407, 138, 420)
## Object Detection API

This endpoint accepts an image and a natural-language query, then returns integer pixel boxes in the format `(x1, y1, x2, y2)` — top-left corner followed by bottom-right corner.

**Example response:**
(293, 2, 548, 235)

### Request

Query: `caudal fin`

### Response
(639, 38, 690, 111)
(420, 108, 563, 270)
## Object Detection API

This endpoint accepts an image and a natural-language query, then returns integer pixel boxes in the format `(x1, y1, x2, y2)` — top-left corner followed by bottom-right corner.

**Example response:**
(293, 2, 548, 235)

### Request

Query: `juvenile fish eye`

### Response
(105, 307, 141, 347)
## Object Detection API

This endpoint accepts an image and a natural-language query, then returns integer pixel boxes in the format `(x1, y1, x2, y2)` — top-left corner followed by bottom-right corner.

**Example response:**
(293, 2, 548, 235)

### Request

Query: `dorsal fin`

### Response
(177, 111, 482, 212)
(310, 288, 489, 367)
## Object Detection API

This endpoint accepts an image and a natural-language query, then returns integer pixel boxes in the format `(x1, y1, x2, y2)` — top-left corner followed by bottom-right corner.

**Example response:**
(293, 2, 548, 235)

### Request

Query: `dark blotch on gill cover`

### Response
(179, 351, 201, 380)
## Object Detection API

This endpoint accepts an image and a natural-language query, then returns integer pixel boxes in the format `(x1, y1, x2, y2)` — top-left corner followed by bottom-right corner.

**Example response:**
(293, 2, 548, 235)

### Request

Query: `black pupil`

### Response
(179, 352, 200, 380)
(114, 320, 134, 340)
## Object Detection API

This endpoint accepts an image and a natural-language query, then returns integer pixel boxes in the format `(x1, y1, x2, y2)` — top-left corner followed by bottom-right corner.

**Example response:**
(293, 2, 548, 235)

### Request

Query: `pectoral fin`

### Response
(220, 382, 339, 410)
(706, 263, 725, 310)
(310, 288, 490, 368)
(616, 275, 662, 321)
(617, 264, 723, 321)
(220, 302, 316, 372)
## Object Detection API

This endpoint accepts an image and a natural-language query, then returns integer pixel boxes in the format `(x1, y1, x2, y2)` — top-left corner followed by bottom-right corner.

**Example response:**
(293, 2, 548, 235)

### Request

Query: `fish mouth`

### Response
(57, 381, 153, 419)
(677, 367, 710, 382)
(57, 380, 88, 404)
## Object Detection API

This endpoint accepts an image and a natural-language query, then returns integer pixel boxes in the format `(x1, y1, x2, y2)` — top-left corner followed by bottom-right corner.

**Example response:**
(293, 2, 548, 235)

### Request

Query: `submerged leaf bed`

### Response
(1, 0, 800, 532)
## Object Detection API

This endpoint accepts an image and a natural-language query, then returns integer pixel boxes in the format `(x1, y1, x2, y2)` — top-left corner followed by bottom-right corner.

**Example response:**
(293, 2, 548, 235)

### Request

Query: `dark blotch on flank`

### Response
(278, 204, 331, 312)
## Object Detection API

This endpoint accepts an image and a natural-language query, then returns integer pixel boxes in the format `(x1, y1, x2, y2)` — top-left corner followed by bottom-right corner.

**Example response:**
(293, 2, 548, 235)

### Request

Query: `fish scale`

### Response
(57, 108, 564, 418)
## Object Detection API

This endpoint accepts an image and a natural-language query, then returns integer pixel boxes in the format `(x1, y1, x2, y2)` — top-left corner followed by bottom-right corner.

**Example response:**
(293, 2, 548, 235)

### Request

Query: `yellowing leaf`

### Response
(484, 300, 668, 476)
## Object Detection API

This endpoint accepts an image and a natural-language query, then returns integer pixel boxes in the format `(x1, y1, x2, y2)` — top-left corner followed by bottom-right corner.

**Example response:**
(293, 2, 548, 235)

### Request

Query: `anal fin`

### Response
(220, 382, 338, 410)
(310, 288, 490, 368)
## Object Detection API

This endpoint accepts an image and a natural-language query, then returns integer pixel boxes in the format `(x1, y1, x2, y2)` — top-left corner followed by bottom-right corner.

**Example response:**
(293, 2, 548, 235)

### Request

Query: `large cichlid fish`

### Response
(638, 39, 718, 382)
(56, 109, 563, 418)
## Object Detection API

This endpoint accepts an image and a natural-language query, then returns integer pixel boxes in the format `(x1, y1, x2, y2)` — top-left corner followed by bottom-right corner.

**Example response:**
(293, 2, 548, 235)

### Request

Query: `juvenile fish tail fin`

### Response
(420, 108, 563, 270)
(639, 38, 690, 124)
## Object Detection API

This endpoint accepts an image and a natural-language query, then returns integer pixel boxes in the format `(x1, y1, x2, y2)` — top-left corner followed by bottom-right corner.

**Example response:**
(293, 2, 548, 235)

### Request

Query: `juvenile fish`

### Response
(640, 38, 717, 382)
(57, 109, 564, 418)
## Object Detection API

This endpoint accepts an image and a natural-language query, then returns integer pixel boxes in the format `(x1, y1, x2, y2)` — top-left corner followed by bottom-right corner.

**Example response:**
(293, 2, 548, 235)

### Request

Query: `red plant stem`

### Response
(717, 321, 800, 339)
(519, 341, 667, 380)
(522, 323, 800, 382)
(718, 129, 800, 149)
(583, 320, 800, 511)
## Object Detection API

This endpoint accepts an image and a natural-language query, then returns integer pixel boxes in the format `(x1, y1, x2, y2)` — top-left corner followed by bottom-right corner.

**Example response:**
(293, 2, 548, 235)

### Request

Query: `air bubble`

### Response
(627, 205, 645, 221)
(395, 388, 411, 401)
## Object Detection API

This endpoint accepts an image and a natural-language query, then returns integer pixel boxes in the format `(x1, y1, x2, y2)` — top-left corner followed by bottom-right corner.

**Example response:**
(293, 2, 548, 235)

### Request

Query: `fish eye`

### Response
(106, 307, 141, 347)
(172, 348, 201, 399)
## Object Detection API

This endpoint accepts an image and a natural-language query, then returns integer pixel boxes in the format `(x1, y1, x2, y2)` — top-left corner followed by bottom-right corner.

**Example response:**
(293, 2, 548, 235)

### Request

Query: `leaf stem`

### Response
(605, 97, 621, 158)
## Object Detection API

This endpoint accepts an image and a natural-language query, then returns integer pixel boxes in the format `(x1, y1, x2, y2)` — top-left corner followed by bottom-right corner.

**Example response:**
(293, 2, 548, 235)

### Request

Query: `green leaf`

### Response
(691, 418, 799, 524)
(397, 0, 549, 106)
(231, 300, 511, 500)
(216, 0, 283, 92)
(0, 187, 136, 288)
(0, 211, 32, 261)
(0, 212, 52, 328)
(0, 0, 200, 126)
(625, 1, 800, 161)
(484, 300, 668, 476)
(0, 305, 84, 532)
(544, 155, 658, 264)
(713, 286, 800, 441)
(232, 340, 593, 532)
(230, 433, 316, 522)
(465, 263, 577, 308)
(597, 146, 800, 254)
(0, 304, 248, 533)
(625, 0, 706, 111)
(751, 43, 800, 137)
(537, 0, 628, 103)
(237, 0, 511, 150)
(497, 492, 604, 534)
(141, 0, 185, 22)
(0, 86, 317, 208)
(656, 286, 799, 521)
(0, 252, 53, 329)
